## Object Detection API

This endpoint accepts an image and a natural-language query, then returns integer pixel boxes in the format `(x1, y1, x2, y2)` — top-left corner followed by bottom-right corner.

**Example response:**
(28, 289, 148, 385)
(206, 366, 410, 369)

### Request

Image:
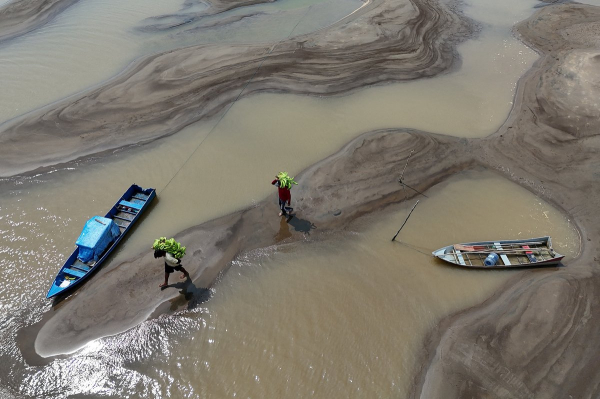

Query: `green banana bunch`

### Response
(277, 172, 298, 190)
(152, 237, 186, 259)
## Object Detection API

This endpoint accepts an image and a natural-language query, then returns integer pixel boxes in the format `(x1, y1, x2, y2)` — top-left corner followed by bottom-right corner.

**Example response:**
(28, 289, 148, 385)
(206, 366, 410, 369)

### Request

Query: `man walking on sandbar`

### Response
(272, 172, 298, 217)
(152, 237, 190, 288)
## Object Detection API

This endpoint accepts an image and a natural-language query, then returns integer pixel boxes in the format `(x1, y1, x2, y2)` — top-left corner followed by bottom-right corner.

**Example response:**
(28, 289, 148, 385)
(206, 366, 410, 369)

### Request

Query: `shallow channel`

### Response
(0, 0, 575, 396)
(20, 169, 580, 397)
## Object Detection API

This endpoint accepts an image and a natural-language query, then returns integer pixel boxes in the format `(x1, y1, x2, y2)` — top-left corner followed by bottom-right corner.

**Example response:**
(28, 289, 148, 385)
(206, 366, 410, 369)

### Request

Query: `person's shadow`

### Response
(169, 279, 212, 311)
(286, 214, 316, 235)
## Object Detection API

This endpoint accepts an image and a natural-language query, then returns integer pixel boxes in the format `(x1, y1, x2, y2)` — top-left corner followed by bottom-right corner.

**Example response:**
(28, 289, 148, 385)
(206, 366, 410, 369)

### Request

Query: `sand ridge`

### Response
(412, 4, 600, 398)
(0, 0, 473, 177)
(34, 129, 478, 357)
(0, 0, 78, 43)
(4, 0, 600, 396)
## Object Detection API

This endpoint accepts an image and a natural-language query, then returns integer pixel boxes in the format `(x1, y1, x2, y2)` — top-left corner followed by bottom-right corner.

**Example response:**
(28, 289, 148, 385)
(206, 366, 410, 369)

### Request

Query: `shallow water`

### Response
(0, 0, 361, 124)
(17, 170, 580, 397)
(0, 0, 183, 124)
(143, 0, 365, 49)
(0, 0, 541, 262)
(575, 0, 600, 6)
(0, 0, 571, 396)
(222, 0, 540, 138)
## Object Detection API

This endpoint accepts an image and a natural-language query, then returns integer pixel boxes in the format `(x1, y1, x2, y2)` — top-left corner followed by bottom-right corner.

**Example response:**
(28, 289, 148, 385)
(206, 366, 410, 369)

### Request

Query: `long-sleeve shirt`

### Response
(272, 180, 291, 202)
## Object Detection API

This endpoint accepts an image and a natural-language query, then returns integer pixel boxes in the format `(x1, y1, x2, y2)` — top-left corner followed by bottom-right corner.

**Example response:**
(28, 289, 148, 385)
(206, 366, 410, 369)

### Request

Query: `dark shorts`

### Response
(165, 264, 184, 274)
(278, 198, 292, 214)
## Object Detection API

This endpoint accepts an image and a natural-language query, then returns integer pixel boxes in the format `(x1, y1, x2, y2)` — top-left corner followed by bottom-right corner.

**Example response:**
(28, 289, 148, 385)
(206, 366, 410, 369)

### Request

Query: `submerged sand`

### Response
(0, 0, 77, 43)
(412, 4, 600, 397)
(0, 0, 472, 176)
(3, 0, 600, 396)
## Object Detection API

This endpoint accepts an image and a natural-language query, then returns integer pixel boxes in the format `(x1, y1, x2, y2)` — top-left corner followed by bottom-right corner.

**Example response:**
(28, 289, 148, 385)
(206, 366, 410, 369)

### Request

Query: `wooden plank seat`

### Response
(455, 250, 466, 266)
(494, 242, 511, 265)
(119, 200, 142, 210)
(64, 268, 86, 278)
(72, 262, 91, 272)
(117, 206, 138, 215)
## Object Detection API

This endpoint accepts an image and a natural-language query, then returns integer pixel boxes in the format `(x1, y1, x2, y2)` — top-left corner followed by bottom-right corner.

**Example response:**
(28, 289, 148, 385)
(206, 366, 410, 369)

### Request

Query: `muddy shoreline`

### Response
(411, 4, 600, 397)
(4, 0, 600, 396)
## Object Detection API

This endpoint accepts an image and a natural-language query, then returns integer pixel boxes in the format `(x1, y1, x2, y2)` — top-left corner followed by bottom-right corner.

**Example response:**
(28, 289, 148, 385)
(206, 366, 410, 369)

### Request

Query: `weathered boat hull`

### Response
(432, 236, 564, 269)
(46, 184, 155, 298)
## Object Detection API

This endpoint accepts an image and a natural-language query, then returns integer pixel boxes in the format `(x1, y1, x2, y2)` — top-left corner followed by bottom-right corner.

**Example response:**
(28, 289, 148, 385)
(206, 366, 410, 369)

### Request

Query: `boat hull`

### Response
(432, 236, 565, 269)
(46, 184, 155, 299)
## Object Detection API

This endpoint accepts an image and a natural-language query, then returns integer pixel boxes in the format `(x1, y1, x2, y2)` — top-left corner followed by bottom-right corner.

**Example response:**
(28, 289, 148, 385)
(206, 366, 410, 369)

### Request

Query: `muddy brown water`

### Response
(0, 0, 583, 396)
(0, 0, 362, 125)
(18, 170, 580, 397)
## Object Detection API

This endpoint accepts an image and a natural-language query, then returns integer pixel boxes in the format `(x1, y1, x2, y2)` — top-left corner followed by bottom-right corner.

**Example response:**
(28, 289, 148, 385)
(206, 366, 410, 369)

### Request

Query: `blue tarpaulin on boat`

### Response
(76, 216, 120, 263)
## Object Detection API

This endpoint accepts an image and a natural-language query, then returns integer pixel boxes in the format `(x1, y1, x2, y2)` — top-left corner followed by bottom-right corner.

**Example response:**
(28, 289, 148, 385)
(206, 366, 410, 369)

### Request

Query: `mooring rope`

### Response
(158, 6, 313, 194)
(395, 240, 432, 257)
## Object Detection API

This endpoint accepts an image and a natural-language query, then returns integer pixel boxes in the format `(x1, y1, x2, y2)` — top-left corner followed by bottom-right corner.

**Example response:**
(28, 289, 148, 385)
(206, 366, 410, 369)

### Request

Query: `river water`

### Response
(0, 0, 583, 397)
(17, 170, 580, 397)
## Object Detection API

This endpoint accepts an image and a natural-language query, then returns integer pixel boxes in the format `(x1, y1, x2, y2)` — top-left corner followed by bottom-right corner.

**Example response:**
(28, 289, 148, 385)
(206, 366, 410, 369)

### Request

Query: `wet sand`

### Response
(4, 0, 600, 396)
(412, 4, 600, 397)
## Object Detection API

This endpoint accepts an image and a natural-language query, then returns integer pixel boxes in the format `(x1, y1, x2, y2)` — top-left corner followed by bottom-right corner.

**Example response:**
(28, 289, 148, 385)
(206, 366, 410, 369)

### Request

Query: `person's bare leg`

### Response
(159, 272, 169, 288)
(180, 267, 190, 280)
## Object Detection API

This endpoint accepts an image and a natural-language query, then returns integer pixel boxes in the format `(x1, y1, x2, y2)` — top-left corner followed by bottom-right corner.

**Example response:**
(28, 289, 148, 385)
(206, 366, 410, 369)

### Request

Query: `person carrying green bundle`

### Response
(152, 237, 190, 288)
(272, 171, 298, 217)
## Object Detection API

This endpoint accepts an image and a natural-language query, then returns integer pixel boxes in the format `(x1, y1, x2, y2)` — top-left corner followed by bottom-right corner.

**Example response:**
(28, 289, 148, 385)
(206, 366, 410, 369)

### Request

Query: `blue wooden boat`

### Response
(46, 184, 156, 299)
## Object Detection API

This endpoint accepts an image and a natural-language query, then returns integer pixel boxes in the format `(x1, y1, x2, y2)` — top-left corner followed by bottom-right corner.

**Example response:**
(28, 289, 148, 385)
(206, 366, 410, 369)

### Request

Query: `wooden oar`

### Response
(474, 241, 545, 248)
(453, 249, 549, 255)
(460, 247, 547, 252)
(455, 242, 546, 251)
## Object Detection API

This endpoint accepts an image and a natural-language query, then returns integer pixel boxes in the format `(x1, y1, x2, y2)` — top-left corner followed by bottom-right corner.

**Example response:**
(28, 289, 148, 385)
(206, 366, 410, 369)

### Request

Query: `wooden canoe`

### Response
(46, 184, 155, 298)
(432, 236, 564, 268)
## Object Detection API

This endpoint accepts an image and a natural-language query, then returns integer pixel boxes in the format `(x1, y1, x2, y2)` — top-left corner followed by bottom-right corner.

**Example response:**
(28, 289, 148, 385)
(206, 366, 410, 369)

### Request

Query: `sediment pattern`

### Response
(412, 4, 600, 398)
(0, 0, 472, 176)
(0, 0, 274, 44)
(0, 0, 78, 43)
(8, 0, 600, 396)
(137, 0, 276, 32)
(34, 129, 477, 357)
